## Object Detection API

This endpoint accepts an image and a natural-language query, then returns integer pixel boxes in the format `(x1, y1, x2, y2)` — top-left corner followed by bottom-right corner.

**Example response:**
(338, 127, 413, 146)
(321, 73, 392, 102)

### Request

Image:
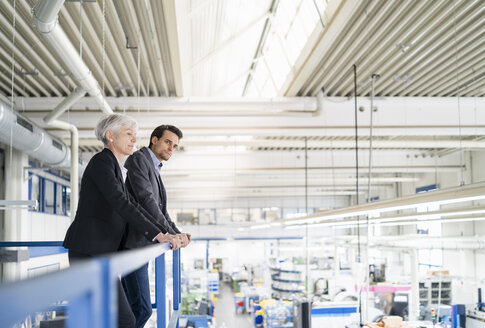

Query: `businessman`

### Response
(122, 124, 191, 328)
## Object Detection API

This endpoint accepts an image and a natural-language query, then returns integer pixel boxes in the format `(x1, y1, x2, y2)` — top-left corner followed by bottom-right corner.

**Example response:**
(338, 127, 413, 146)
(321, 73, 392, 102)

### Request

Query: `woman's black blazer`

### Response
(63, 148, 161, 256)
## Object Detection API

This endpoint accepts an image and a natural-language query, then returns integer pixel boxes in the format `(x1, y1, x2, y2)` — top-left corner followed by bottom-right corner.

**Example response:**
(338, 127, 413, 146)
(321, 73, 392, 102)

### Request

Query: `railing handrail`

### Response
(0, 242, 181, 328)
(0, 241, 64, 247)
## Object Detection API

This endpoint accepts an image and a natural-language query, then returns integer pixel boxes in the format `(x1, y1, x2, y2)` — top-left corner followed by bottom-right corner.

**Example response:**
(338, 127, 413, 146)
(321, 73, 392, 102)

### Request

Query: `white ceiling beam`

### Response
(17, 97, 485, 133)
(283, 0, 358, 96)
(159, 149, 462, 171)
(16, 96, 318, 111)
(72, 136, 485, 150)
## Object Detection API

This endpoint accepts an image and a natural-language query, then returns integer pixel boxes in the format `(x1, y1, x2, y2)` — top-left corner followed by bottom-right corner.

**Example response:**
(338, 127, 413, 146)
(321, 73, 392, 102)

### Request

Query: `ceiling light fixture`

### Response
(282, 182, 485, 226)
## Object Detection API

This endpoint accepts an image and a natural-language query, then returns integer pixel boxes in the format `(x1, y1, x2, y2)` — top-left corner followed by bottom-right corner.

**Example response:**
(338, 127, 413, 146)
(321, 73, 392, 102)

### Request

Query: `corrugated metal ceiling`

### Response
(0, 0, 482, 99)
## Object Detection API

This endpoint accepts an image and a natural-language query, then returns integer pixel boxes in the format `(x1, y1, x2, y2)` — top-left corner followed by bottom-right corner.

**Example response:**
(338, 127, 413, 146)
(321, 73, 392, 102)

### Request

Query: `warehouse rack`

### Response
(0, 241, 182, 328)
(419, 279, 452, 306)
(264, 300, 293, 328)
(270, 267, 304, 299)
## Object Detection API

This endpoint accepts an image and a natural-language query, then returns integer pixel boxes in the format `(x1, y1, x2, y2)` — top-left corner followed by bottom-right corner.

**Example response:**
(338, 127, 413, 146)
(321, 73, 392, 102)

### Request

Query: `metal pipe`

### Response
(353, 63, 362, 327)
(43, 88, 84, 217)
(43, 87, 86, 124)
(48, 119, 78, 220)
(33, 0, 112, 114)
(367, 74, 380, 201)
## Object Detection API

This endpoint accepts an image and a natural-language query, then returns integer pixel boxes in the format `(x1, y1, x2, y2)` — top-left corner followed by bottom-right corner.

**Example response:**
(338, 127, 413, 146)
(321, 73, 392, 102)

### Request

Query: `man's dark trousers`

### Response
(122, 264, 152, 328)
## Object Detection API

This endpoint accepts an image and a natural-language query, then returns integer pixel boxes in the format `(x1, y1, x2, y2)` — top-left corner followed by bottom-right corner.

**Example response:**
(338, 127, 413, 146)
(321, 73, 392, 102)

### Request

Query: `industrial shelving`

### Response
(419, 279, 452, 306)
(269, 267, 304, 299)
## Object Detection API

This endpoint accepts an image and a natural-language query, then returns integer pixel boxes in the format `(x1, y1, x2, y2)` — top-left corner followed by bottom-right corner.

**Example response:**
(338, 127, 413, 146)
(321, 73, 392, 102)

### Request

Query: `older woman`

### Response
(63, 114, 181, 328)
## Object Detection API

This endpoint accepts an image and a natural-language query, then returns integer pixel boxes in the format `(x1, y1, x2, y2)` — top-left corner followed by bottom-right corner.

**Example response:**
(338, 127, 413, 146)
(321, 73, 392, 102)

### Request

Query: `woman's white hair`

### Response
(95, 114, 138, 146)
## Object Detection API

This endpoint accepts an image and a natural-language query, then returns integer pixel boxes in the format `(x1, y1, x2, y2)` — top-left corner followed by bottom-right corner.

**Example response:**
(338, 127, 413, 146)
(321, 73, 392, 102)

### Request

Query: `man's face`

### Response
(150, 130, 179, 161)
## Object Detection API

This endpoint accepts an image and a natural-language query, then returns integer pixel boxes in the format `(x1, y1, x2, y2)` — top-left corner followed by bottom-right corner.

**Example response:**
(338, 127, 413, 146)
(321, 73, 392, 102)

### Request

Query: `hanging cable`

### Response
(137, 49, 141, 109)
(102, 0, 106, 96)
(366, 74, 379, 203)
(330, 139, 337, 207)
(365, 73, 379, 323)
(453, 0, 464, 186)
(9, 0, 17, 173)
(78, 1, 83, 60)
(353, 64, 363, 327)
(304, 136, 310, 299)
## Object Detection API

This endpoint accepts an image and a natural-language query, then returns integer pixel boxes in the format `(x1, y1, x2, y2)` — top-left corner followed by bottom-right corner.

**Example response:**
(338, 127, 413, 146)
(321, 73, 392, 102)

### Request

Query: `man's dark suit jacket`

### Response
(124, 147, 180, 249)
(63, 148, 163, 256)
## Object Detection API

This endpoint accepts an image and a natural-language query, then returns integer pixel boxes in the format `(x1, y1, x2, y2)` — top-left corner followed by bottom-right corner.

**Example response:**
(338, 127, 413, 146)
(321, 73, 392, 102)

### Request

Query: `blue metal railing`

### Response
(0, 242, 181, 328)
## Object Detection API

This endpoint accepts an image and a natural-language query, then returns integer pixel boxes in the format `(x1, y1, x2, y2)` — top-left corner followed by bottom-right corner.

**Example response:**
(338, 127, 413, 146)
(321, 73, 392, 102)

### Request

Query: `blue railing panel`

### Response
(0, 242, 180, 328)
(0, 260, 103, 328)
(67, 291, 95, 328)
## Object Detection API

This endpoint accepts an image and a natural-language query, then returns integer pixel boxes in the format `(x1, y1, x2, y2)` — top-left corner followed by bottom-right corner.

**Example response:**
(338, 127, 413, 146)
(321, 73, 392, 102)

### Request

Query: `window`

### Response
(28, 167, 70, 217)
(62, 186, 70, 217)
(249, 208, 263, 222)
(416, 184, 442, 273)
(55, 184, 63, 215)
(232, 208, 249, 222)
(30, 174, 40, 207)
(44, 180, 55, 214)
(416, 184, 441, 236)
(215, 208, 232, 224)
(176, 209, 198, 225)
(198, 208, 216, 225)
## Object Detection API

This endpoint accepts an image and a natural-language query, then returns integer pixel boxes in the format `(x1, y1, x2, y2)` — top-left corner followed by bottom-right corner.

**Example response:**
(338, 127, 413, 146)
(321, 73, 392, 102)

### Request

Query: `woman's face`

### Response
(109, 126, 137, 157)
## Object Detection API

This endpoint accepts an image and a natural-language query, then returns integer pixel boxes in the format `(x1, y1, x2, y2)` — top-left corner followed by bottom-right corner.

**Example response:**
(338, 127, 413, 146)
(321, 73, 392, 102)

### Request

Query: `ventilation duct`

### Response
(0, 99, 82, 172)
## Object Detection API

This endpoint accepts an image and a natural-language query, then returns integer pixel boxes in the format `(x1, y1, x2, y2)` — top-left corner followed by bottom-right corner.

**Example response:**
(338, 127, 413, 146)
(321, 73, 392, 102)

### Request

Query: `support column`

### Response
(409, 248, 420, 321)
(3, 148, 28, 282)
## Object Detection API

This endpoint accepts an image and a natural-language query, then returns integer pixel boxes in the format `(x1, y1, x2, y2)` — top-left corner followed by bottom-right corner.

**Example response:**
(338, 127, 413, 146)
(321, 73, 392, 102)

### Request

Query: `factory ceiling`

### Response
(0, 0, 482, 99)
(0, 0, 484, 203)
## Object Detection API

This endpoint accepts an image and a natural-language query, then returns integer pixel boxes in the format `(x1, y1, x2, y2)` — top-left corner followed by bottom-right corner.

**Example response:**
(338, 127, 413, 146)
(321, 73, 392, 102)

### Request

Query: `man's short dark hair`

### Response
(149, 125, 183, 147)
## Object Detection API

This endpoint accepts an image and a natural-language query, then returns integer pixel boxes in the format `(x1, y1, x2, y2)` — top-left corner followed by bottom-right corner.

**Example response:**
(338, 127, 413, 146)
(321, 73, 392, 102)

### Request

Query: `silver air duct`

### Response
(0, 99, 80, 171)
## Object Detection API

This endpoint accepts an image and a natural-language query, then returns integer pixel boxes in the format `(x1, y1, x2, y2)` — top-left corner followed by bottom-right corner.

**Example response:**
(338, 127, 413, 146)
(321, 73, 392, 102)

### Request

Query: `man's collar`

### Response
(147, 147, 163, 170)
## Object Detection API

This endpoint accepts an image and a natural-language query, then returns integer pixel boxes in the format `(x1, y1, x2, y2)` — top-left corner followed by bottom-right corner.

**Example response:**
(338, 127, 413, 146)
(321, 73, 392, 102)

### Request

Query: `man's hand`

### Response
(177, 233, 190, 248)
(155, 233, 182, 250)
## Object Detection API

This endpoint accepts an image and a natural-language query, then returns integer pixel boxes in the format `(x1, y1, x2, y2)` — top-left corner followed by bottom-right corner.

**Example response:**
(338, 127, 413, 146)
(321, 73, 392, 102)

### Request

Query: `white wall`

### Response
(2, 147, 70, 282)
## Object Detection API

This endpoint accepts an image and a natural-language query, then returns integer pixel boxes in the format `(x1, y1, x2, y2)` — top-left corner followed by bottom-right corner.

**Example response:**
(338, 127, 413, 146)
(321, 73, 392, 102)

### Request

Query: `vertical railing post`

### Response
(172, 249, 181, 328)
(97, 258, 118, 328)
(206, 241, 209, 270)
(156, 254, 166, 327)
(98, 257, 116, 328)
(178, 249, 181, 303)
